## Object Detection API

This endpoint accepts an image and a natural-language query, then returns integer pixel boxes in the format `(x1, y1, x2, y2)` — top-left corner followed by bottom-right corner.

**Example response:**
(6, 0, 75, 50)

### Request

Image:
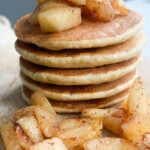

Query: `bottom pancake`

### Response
(20, 70, 136, 101)
(22, 86, 129, 113)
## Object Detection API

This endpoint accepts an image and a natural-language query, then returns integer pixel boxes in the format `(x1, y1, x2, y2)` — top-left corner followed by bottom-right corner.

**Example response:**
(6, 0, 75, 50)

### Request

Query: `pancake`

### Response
(22, 86, 129, 113)
(20, 55, 140, 85)
(20, 70, 136, 101)
(14, 11, 143, 50)
(15, 32, 145, 68)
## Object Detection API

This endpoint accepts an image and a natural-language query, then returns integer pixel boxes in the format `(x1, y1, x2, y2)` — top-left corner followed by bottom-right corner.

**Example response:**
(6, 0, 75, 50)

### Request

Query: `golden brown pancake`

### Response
(22, 86, 129, 113)
(20, 70, 136, 101)
(15, 32, 145, 68)
(20, 55, 140, 85)
(14, 11, 143, 50)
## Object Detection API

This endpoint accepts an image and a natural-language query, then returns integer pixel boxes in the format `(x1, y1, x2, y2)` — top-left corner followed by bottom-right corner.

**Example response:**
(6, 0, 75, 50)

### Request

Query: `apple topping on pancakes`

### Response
(86, 0, 129, 21)
(30, 0, 129, 33)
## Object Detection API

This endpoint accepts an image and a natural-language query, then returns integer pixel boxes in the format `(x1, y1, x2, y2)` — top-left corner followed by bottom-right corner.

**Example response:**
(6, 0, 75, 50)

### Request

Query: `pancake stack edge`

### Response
(14, 10, 145, 113)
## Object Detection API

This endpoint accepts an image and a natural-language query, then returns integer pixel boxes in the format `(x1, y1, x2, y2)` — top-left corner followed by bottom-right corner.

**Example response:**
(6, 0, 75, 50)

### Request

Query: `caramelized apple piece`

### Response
(38, 5, 81, 32)
(27, 138, 67, 150)
(30, 0, 68, 25)
(86, 0, 129, 21)
(68, 0, 86, 6)
(86, 0, 116, 21)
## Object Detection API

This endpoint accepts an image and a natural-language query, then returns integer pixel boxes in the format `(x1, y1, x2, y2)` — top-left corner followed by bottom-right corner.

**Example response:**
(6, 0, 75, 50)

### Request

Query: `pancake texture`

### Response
(15, 32, 145, 68)
(20, 70, 136, 101)
(14, 3, 145, 112)
(20, 55, 140, 85)
(22, 86, 129, 113)
(14, 11, 143, 50)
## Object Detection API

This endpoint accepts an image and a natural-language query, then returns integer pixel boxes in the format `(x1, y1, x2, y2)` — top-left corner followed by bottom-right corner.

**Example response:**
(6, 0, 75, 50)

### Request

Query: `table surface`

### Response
(0, 1, 150, 149)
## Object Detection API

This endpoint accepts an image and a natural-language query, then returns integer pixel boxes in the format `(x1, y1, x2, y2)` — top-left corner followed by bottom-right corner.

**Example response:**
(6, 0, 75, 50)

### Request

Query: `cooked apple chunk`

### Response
(56, 117, 102, 150)
(37, 0, 45, 3)
(122, 115, 150, 149)
(86, 0, 129, 22)
(83, 137, 137, 150)
(0, 122, 22, 150)
(121, 77, 150, 149)
(86, 0, 116, 21)
(28, 138, 67, 150)
(16, 115, 44, 144)
(68, 0, 86, 6)
(38, 5, 81, 32)
(30, 0, 68, 25)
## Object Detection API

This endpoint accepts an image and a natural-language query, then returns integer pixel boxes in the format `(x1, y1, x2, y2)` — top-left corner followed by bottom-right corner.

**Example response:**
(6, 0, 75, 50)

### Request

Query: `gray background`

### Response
(0, 0, 36, 25)
(0, 0, 150, 56)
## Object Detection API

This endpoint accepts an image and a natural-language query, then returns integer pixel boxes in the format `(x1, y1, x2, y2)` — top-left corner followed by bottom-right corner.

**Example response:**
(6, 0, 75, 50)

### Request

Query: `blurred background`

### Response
(0, 0, 37, 25)
(0, 0, 150, 56)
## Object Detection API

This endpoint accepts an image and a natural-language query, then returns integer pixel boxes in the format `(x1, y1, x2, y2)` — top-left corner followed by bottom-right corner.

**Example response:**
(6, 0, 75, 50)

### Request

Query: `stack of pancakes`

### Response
(14, 10, 145, 113)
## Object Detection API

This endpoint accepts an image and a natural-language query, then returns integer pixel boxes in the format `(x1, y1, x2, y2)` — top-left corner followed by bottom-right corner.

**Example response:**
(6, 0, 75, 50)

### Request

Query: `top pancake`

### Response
(14, 11, 143, 50)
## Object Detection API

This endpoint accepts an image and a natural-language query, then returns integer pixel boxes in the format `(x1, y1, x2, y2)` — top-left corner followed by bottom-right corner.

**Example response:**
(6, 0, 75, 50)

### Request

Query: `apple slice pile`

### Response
(30, 0, 129, 33)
